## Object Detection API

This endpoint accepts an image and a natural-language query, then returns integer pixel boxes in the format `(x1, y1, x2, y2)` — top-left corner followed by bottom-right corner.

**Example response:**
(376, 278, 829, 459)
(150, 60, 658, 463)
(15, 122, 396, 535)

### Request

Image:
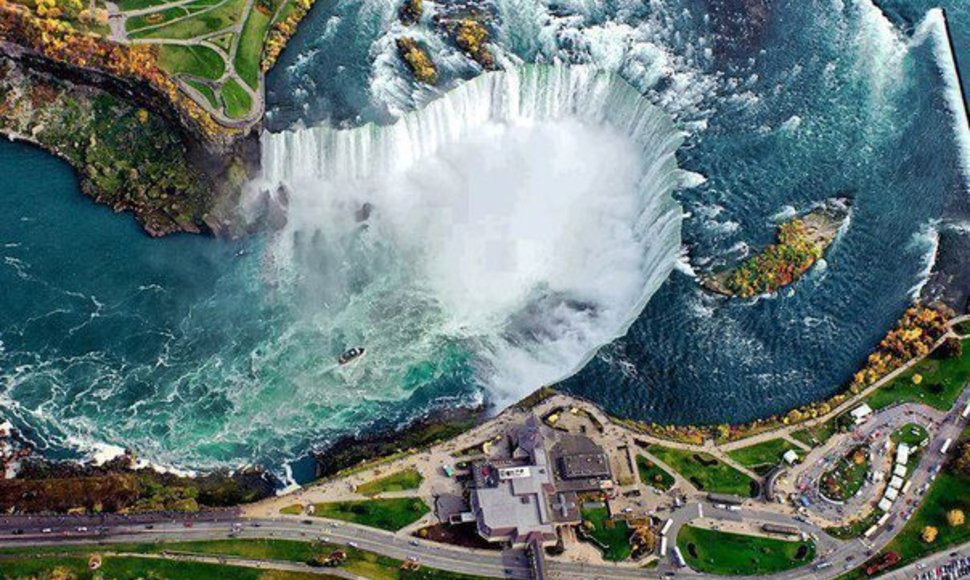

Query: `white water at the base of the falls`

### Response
(257, 65, 687, 407)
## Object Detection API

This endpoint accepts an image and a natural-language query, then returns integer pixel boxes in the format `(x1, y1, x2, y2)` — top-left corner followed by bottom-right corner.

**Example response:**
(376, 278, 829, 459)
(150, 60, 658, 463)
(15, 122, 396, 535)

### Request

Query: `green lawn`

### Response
(636, 455, 675, 491)
(0, 554, 330, 579)
(819, 445, 869, 501)
(580, 506, 632, 561)
(648, 446, 758, 497)
(311, 498, 430, 531)
(211, 31, 236, 52)
(221, 78, 252, 119)
(130, 0, 249, 40)
(157, 44, 226, 81)
(876, 470, 970, 567)
(235, 7, 272, 89)
(117, 0, 172, 10)
(891, 423, 930, 447)
(0, 538, 485, 580)
(867, 338, 970, 411)
(185, 79, 220, 108)
(677, 525, 815, 575)
(125, 6, 187, 32)
(728, 438, 799, 469)
(356, 468, 424, 496)
(791, 417, 839, 448)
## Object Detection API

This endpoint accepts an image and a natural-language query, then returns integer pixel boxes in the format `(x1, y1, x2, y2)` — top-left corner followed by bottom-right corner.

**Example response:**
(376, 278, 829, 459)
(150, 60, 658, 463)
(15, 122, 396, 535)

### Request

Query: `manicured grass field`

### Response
(117, 0, 172, 10)
(636, 455, 675, 491)
(157, 44, 226, 80)
(677, 525, 815, 575)
(891, 423, 929, 447)
(221, 78, 253, 118)
(819, 445, 869, 501)
(867, 338, 970, 411)
(356, 468, 424, 496)
(0, 538, 486, 579)
(0, 554, 330, 579)
(125, 6, 187, 32)
(727, 438, 799, 469)
(131, 0, 249, 40)
(648, 446, 758, 497)
(185, 79, 220, 108)
(877, 470, 970, 567)
(311, 497, 430, 531)
(580, 506, 632, 561)
(235, 7, 272, 89)
(791, 417, 839, 448)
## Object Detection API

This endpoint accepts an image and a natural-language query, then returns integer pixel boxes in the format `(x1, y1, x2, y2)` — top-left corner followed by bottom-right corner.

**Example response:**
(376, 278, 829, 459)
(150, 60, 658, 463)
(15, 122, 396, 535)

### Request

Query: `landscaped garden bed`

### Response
(819, 445, 869, 502)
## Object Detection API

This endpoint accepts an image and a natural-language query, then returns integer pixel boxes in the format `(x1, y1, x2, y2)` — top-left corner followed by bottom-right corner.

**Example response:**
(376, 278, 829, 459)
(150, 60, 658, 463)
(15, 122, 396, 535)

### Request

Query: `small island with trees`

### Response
(702, 198, 851, 298)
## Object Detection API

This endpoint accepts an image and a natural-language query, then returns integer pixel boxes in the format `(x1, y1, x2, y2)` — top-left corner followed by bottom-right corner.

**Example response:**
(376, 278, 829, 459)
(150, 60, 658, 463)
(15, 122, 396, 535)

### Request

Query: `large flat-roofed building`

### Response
(469, 418, 561, 547)
(468, 417, 599, 547)
(549, 433, 612, 492)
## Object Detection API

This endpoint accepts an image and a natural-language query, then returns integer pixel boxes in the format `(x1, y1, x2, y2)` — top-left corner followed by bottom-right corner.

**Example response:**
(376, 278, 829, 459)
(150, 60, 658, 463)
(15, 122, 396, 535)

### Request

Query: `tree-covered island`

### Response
(702, 199, 851, 298)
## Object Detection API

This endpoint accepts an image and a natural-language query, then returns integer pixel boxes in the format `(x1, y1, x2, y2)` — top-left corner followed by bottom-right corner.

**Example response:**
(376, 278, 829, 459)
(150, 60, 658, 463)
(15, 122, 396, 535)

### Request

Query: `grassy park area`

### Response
(636, 455, 675, 491)
(877, 470, 970, 565)
(0, 538, 485, 579)
(677, 525, 816, 575)
(580, 505, 632, 561)
(356, 469, 424, 496)
(867, 338, 970, 411)
(0, 555, 327, 580)
(116, 0, 294, 119)
(791, 418, 839, 448)
(648, 446, 758, 497)
(308, 498, 430, 531)
(727, 438, 799, 472)
(891, 423, 930, 447)
(221, 78, 253, 119)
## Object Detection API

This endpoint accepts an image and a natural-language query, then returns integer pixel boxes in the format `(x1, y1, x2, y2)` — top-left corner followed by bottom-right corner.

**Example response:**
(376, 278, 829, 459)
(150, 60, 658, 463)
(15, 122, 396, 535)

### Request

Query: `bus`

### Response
(660, 519, 673, 536)
(660, 536, 668, 556)
(941, 438, 953, 454)
(672, 546, 686, 568)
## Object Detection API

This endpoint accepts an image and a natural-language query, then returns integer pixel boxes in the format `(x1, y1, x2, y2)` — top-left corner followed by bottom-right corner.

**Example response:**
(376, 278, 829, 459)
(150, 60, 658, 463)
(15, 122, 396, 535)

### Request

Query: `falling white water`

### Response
(259, 65, 686, 406)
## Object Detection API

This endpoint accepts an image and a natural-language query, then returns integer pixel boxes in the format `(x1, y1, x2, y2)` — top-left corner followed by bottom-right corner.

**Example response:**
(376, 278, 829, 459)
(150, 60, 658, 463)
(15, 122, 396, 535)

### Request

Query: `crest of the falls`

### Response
(259, 65, 686, 405)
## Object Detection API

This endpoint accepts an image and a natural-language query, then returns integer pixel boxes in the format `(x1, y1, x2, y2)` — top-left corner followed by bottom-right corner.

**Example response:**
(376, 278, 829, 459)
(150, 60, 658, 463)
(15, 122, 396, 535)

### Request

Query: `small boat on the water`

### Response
(338, 347, 366, 365)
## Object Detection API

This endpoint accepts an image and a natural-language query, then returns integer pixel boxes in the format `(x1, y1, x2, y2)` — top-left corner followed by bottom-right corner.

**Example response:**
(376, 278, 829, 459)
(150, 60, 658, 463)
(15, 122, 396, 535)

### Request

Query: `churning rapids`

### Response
(258, 65, 686, 410)
(2, 0, 968, 478)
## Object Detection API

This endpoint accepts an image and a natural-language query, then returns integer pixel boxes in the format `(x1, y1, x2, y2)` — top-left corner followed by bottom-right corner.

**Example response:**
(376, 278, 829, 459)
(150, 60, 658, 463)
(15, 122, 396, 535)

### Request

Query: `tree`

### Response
(939, 336, 963, 359)
(947, 509, 965, 527)
(921, 526, 938, 543)
(955, 442, 970, 475)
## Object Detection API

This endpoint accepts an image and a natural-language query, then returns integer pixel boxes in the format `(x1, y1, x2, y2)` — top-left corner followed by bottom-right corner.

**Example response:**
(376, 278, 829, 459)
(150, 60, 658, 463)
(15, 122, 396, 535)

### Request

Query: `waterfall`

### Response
(259, 64, 686, 407)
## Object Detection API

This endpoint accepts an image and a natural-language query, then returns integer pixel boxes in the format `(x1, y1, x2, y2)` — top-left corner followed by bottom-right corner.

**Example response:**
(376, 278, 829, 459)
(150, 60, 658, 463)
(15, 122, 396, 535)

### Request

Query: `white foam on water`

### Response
(259, 65, 684, 409)
(911, 9, 970, 191)
(908, 220, 941, 300)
